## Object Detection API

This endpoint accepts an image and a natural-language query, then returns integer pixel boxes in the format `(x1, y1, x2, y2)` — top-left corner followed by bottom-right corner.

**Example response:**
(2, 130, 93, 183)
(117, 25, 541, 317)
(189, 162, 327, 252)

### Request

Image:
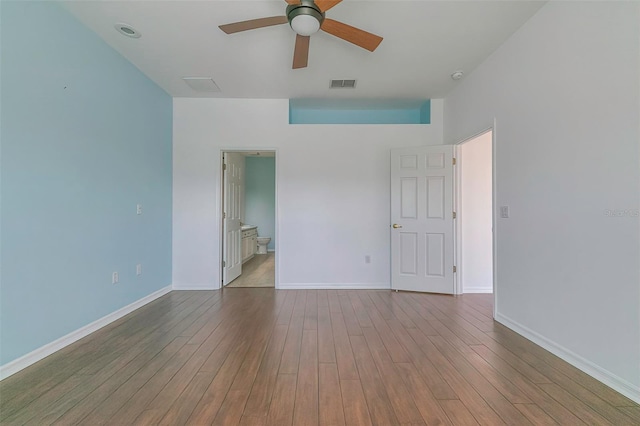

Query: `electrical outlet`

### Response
(112, 271, 119, 284)
(365, 255, 371, 264)
(136, 204, 142, 215)
(136, 264, 142, 276)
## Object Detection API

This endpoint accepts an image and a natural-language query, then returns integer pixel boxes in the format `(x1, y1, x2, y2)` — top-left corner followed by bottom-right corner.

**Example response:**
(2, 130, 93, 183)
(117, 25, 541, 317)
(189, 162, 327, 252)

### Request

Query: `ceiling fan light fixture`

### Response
(287, 1, 324, 36)
(291, 15, 321, 36)
(218, 0, 383, 70)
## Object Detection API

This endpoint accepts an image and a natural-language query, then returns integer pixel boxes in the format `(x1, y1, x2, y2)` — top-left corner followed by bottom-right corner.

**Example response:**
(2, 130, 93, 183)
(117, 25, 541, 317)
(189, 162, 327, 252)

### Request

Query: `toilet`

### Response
(256, 237, 271, 254)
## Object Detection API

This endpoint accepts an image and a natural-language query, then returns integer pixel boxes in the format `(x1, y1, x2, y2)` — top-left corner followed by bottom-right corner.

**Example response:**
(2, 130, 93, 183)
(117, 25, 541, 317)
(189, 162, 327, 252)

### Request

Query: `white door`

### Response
(223, 153, 244, 285)
(391, 145, 455, 293)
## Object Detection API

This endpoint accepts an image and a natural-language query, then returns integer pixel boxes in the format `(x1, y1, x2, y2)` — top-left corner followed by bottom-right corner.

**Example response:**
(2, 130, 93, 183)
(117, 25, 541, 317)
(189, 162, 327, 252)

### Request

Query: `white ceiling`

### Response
(62, 0, 545, 99)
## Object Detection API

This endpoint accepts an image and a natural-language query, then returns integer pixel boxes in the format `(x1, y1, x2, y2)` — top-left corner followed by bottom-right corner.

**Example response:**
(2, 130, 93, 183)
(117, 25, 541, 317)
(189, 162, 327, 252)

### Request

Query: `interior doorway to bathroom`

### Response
(221, 150, 276, 288)
(455, 129, 494, 295)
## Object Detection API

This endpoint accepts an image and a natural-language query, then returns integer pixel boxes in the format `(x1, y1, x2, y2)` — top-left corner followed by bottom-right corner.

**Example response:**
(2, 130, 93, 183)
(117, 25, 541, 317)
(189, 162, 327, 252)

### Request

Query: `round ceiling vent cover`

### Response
(115, 23, 141, 38)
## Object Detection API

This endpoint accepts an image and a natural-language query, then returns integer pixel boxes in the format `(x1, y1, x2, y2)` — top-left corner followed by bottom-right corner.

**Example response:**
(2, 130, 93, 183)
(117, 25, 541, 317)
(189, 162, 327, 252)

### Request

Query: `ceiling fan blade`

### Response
(292, 34, 310, 69)
(314, 0, 342, 12)
(320, 18, 383, 52)
(219, 16, 288, 34)
(284, 0, 300, 5)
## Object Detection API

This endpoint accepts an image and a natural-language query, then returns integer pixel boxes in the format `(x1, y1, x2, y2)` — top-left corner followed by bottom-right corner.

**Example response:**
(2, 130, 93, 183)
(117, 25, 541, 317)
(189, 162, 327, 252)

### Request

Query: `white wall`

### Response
(173, 98, 444, 290)
(445, 2, 639, 401)
(460, 132, 493, 293)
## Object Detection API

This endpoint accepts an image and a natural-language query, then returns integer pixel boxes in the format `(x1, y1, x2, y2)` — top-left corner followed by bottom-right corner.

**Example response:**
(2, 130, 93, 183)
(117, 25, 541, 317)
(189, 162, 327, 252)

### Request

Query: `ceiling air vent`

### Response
(330, 79, 357, 89)
(182, 77, 221, 92)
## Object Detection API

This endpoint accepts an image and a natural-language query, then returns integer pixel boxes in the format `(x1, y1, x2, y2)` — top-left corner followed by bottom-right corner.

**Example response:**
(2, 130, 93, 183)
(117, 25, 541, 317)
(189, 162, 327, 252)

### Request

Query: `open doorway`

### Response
(221, 150, 276, 288)
(455, 130, 494, 294)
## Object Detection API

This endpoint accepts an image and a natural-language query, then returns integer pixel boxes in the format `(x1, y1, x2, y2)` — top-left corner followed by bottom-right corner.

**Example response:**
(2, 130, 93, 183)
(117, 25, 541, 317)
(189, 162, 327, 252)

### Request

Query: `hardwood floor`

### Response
(1, 289, 638, 425)
(226, 254, 275, 288)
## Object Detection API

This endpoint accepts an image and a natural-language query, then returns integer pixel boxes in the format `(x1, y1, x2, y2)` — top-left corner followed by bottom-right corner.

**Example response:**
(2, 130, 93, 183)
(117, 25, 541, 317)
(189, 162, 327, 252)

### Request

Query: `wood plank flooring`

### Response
(226, 254, 275, 288)
(1, 289, 638, 425)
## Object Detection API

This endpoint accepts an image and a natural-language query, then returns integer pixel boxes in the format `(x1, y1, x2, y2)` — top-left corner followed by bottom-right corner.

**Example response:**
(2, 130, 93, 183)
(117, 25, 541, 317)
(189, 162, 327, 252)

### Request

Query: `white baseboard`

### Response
(267, 249, 275, 253)
(277, 282, 390, 290)
(0, 285, 172, 381)
(495, 312, 640, 404)
(463, 287, 493, 293)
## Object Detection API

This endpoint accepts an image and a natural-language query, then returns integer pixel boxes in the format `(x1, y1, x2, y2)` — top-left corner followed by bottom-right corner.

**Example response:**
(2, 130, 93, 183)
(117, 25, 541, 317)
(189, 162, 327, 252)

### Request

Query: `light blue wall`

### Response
(0, 2, 172, 365)
(244, 157, 275, 251)
(289, 99, 431, 124)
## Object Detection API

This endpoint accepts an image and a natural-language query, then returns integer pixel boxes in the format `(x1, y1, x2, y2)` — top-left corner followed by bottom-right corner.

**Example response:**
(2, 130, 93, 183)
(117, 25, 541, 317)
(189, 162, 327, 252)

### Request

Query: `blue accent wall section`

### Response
(0, 2, 173, 365)
(289, 99, 431, 124)
(244, 157, 276, 251)
(420, 100, 431, 124)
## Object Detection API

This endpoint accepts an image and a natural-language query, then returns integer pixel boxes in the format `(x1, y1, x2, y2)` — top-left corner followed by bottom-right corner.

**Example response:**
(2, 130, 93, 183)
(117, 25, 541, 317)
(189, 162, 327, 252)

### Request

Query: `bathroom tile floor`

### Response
(226, 252, 275, 288)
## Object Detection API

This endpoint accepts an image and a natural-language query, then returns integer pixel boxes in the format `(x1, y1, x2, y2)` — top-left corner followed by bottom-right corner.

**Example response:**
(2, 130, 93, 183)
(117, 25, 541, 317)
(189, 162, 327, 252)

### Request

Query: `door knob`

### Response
(392, 224, 402, 229)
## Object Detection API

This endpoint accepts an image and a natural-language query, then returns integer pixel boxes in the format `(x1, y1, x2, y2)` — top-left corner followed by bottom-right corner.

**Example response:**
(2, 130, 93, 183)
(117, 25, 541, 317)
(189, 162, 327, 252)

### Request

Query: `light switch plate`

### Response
(500, 206, 510, 218)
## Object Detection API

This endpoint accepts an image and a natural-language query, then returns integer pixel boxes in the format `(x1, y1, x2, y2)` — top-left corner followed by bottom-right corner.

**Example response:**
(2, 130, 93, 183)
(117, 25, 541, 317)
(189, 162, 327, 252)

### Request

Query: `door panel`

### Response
(400, 232, 418, 275)
(400, 178, 418, 218)
(427, 177, 445, 218)
(426, 233, 445, 277)
(223, 153, 244, 285)
(391, 145, 454, 293)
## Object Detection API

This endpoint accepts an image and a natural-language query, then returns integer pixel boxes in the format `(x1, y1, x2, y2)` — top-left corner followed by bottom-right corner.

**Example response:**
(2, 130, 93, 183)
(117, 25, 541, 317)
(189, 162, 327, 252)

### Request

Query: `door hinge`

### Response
(223, 163, 227, 171)
(453, 265, 457, 273)
(222, 260, 226, 267)
(223, 212, 226, 219)
(453, 211, 457, 219)
(452, 157, 456, 165)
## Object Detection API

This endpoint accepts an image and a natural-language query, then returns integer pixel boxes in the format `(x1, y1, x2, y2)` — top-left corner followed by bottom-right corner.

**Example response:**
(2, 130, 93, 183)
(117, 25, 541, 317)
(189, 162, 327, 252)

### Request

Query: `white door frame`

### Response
(218, 148, 279, 290)
(453, 122, 498, 318)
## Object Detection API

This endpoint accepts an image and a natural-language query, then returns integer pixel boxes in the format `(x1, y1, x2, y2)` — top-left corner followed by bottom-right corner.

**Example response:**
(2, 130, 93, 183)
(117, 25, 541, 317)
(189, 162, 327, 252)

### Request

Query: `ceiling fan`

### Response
(219, 0, 383, 69)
